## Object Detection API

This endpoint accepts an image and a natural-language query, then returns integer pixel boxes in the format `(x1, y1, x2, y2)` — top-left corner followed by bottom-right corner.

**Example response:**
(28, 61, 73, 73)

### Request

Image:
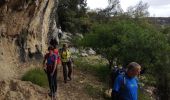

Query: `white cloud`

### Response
(86, 0, 170, 17)
(143, 0, 170, 6)
(149, 4, 170, 17)
(119, 0, 140, 11)
(86, 0, 108, 9)
(120, 0, 170, 17)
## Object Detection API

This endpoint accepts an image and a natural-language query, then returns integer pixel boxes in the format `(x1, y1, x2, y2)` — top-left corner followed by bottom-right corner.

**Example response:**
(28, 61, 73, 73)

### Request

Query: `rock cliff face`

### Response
(0, 0, 58, 80)
(0, 0, 58, 61)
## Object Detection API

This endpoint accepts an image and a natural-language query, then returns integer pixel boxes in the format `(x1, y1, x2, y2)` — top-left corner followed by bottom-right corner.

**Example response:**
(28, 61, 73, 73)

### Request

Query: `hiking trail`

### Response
(0, 61, 105, 100)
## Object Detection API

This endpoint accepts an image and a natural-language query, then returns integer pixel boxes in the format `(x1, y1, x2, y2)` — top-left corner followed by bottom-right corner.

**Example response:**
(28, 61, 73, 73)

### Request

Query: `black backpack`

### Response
(110, 67, 126, 88)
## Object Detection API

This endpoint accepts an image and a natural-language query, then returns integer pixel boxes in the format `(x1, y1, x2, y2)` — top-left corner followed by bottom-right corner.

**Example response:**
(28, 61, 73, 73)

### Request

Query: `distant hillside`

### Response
(148, 17, 170, 26)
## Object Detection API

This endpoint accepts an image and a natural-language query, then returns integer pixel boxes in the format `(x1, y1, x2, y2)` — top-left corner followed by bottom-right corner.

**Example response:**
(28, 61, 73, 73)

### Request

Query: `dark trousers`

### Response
(47, 71, 57, 94)
(111, 90, 124, 100)
(62, 61, 72, 81)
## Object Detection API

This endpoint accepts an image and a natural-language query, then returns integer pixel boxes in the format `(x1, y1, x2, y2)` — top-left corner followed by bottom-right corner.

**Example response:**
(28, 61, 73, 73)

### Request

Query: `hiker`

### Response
(43, 46, 58, 97)
(50, 38, 58, 48)
(111, 62, 141, 100)
(58, 26, 62, 39)
(60, 43, 73, 83)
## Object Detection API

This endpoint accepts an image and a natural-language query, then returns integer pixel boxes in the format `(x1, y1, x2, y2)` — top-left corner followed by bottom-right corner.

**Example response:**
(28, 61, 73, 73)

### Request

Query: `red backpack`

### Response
(53, 49, 61, 64)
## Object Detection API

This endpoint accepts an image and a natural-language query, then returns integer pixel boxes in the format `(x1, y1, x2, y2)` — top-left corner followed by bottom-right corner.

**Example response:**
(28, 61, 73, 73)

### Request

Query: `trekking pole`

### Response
(72, 61, 74, 81)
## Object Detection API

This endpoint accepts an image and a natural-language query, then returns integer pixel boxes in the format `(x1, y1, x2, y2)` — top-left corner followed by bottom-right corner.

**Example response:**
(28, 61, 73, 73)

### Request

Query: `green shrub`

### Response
(22, 68, 48, 87)
(139, 90, 151, 100)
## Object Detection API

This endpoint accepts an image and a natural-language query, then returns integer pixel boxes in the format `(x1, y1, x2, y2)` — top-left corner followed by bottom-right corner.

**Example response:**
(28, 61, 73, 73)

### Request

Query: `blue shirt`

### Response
(46, 53, 58, 73)
(113, 75, 138, 100)
(46, 53, 57, 65)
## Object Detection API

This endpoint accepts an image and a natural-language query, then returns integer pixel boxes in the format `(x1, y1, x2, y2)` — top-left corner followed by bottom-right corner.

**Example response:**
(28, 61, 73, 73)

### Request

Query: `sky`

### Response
(86, 0, 170, 17)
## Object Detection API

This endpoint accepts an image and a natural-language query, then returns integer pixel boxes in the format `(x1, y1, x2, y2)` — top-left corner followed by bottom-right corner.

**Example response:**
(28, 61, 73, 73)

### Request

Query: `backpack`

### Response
(60, 48, 72, 62)
(54, 49, 61, 64)
(110, 67, 126, 88)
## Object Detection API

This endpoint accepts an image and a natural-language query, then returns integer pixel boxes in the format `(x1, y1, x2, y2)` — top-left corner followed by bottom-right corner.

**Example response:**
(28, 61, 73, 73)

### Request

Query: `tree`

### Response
(79, 19, 169, 68)
(107, 0, 123, 16)
(80, 22, 121, 68)
(57, 0, 90, 34)
(126, 1, 149, 18)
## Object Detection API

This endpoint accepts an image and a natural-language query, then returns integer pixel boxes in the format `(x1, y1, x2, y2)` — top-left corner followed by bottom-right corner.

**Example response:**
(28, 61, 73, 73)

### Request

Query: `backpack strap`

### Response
(60, 48, 66, 59)
(123, 75, 126, 86)
(120, 75, 126, 90)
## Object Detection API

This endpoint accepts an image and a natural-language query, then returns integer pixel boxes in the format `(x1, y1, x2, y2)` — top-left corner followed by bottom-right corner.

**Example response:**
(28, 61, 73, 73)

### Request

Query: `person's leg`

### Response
(67, 61, 72, 80)
(53, 71, 57, 93)
(62, 62, 67, 83)
(47, 72, 52, 96)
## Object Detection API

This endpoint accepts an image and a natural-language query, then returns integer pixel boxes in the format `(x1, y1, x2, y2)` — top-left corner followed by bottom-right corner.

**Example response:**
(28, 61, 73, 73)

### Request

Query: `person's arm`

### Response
(68, 50, 73, 63)
(43, 54, 47, 70)
(112, 75, 122, 100)
(70, 52, 74, 63)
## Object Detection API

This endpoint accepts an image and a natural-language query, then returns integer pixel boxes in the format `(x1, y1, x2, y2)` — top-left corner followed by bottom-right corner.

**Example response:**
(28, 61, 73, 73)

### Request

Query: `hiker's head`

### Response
(127, 62, 141, 77)
(53, 45, 57, 49)
(48, 46, 54, 54)
(63, 43, 68, 50)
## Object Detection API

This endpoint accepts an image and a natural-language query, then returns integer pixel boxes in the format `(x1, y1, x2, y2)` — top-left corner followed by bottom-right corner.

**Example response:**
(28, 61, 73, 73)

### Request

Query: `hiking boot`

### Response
(68, 77, 72, 81)
(64, 80, 67, 83)
(48, 92, 56, 98)
(48, 92, 52, 97)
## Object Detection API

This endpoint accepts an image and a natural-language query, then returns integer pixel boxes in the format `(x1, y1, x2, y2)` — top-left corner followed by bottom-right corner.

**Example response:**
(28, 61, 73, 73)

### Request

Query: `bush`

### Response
(139, 90, 151, 100)
(22, 68, 48, 87)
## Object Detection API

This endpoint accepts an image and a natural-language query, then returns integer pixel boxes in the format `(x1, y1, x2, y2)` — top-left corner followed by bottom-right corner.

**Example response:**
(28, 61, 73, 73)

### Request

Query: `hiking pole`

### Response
(72, 60, 74, 81)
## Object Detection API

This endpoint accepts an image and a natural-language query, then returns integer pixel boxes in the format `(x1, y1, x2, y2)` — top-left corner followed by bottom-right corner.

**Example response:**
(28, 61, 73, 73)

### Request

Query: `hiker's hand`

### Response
(44, 67, 47, 71)
(43, 64, 46, 69)
(71, 58, 74, 63)
(43, 66, 47, 71)
(43, 67, 47, 73)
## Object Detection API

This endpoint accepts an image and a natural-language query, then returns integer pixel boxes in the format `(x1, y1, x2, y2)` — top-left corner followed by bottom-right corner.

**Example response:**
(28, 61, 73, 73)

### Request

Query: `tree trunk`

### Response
(108, 60, 113, 69)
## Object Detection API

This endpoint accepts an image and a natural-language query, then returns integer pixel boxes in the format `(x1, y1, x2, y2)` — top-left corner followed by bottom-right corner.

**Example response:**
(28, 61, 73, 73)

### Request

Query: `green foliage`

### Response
(140, 74, 156, 86)
(57, 0, 90, 34)
(79, 19, 169, 69)
(22, 68, 48, 87)
(74, 56, 109, 82)
(139, 90, 151, 100)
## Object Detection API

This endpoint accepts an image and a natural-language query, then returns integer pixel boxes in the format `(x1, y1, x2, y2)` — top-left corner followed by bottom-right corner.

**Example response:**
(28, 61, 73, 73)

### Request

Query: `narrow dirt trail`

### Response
(0, 61, 106, 100)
